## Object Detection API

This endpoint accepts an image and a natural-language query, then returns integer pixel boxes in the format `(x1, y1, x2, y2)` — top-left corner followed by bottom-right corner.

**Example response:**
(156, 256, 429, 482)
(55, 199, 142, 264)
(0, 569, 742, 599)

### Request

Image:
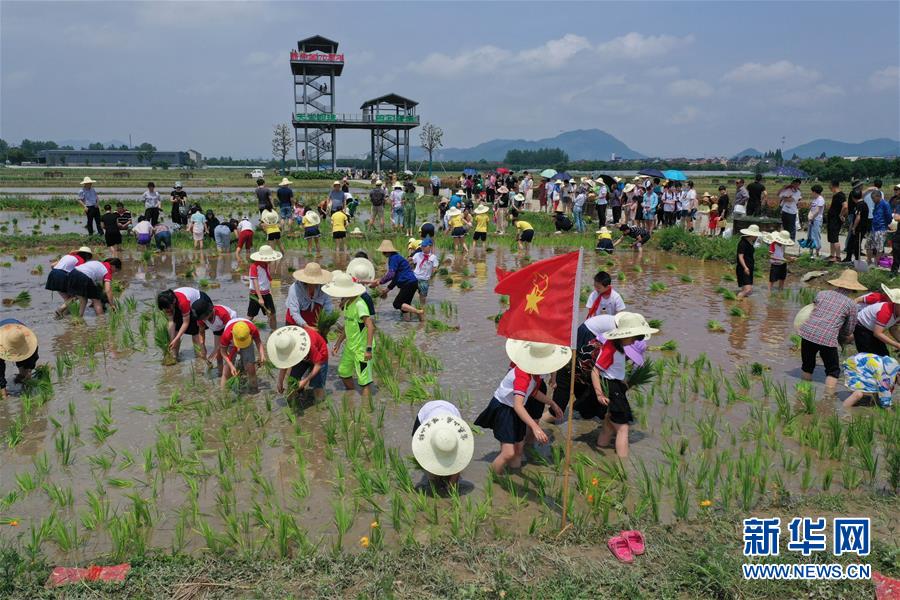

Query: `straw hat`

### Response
(0, 322, 37, 362)
(604, 312, 659, 340)
(613, 177, 622, 182)
(232, 321, 253, 349)
(292, 262, 332, 285)
(266, 326, 311, 369)
(474, 204, 490, 214)
(249, 245, 283, 262)
(581, 177, 594, 184)
(393, 182, 403, 189)
(446, 207, 462, 218)
(349, 227, 363, 235)
(881, 283, 900, 304)
(332, 181, 341, 187)
(412, 409, 474, 476)
(826, 269, 866, 291)
(377, 239, 398, 253)
(623, 183, 636, 194)
(771, 231, 795, 246)
(80, 177, 96, 185)
(375, 180, 384, 186)
(514, 193, 525, 203)
(346, 257, 375, 282)
(454, 189, 465, 196)
(279, 177, 292, 186)
(710, 204, 718, 212)
(793, 303, 815, 333)
(739, 224, 762, 237)
(407, 238, 422, 251)
(702, 192, 712, 198)
(497, 186, 509, 194)
(322, 270, 366, 298)
(77, 246, 93, 255)
(304, 210, 321, 226)
(504, 339, 572, 375)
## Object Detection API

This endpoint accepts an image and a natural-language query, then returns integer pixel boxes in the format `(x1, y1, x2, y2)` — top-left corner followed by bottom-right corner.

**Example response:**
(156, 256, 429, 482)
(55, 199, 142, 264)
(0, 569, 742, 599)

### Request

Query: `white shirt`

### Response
(770, 241, 786, 265)
(390, 189, 403, 209)
(493, 367, 541, 408)
(133, 221, 153, 235)
(585, 289, 625, 317)
(809, 195, 825, 222)
(678, 190, 692, 211)
(596, 184, 608, 204)
(174, 287, 201, 304)
(779, 188, 801, 215)
(684, 189, 697, 210)
(412, 251, 439, 281)
(75, 260, 111, 284)
(142, 190, 161, 208)
(248, 263, 271, 293)
(203, 305, 237, 332)
(583, 314, 617, 338)
(238, 219, 254, 232)
(663, 191, 677, 212)
(417, 400, 461, 424)
(53, 254, 80, 272)
(857, 302, 898, 331)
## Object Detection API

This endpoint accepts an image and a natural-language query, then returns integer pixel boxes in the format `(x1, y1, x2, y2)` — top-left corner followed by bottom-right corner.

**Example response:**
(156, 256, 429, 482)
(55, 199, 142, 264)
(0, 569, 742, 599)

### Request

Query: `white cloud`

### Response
(408, 45, 512, 78)
(596, 33, 694, 61)
(722, 60, 820, 84)
(518, 34, 592, 68)
(776, 83, 844, 107)
(646, 66, 681, 78)
(667, 78, 713, 98)
(671, 106, 699, 125)
(869, 66, 900, 91)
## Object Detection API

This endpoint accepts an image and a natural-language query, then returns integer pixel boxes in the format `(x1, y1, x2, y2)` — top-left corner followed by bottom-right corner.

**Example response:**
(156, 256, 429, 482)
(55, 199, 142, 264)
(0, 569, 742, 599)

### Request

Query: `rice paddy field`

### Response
(0, 201, 897, 598)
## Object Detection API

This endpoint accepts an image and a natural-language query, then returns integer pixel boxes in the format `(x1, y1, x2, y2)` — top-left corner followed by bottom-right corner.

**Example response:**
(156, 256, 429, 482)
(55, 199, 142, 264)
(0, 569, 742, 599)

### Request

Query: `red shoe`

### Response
(621, 530, 645, 555)
(607, 535, 634, 563)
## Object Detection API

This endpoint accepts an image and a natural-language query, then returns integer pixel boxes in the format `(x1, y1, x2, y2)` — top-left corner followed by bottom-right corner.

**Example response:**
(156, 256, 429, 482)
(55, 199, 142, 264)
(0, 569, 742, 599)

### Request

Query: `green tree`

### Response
(271, 123, 292, 176)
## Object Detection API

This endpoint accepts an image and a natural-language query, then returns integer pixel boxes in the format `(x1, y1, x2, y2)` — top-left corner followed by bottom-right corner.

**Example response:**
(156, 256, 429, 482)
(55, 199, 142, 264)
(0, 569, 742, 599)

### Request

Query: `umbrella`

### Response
(403, 169, 414, 176)
(769, 165, 808, 179)
(595, 174, 617, 188)
(662, 169, 687, 181)
(540, 168, 557, 178)
(637, 168, 665, 178)
(462, 167, 477, 176)
(553, 171, 572, 182)
(496, 167, 510, 174)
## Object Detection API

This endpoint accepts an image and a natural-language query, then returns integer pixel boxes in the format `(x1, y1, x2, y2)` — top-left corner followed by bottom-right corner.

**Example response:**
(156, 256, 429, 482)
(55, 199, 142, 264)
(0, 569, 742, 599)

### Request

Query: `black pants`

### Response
(747, 199, 761, 217)
(85, 206, 103, 235)
(612, 206, 622, 225)
(145, 207, 160, 226)
(854, 324, 889, 356)
(800, 338, 840, 379)
(595, 204, 606, 223)
(781, 211, 796, 240)
(892, 237, 900, 273)
(844, 231, 861, 261)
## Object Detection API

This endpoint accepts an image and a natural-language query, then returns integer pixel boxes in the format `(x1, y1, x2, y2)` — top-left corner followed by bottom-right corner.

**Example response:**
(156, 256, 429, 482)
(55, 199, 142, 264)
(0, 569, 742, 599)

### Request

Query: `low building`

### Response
(39, 149, 201, 167)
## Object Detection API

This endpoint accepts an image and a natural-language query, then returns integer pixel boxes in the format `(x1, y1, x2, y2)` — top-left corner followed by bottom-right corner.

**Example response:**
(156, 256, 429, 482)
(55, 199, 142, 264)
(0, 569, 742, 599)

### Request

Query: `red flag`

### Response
(494, 250, 582, 347)
(495, 266, 510, 282)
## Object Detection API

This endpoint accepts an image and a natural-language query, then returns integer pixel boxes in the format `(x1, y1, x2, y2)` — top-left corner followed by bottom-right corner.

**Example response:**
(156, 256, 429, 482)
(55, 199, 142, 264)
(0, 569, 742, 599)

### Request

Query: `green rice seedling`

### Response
(696, 413, 719, 449)
(91, 399, 117, 443)
(15, 471, 37, 495)
(886, 443, 900, 492)
(679, 274, 694, 283)
(332, 500, 356, 552)
(649, 281, 667, 293)
(796, 382, 816, 415)
(673, 468, 690, 520)
(735, 367, 751, 390)
(729, 306, 746, 318)
(42, 482, 73, 509)
(707, 320, 724, 332)
(617, 272, 626, 282)
(789, 334, 802, 350)
(54, 430, 74, 467)
(647, 319, 663, 329)
(13, 291, 31, 306)
(772, 381, 790, 420)
(841, 463, 862, 491)
(857, 444, 879, 484)
(822, 467, 834, 491)
(660, 340, 677, 352)
(664, 263, 677, 271)
(107, 478, 133, 489)
(632, 264, 643, 273)
(443, 276, 454, 286)
(51, 519, 79, 553)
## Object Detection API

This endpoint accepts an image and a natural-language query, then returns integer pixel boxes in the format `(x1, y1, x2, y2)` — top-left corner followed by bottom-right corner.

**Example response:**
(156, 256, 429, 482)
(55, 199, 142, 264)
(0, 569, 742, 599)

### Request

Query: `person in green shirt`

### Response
(323, 271, 376, 398)
(402, 182, 419, 237)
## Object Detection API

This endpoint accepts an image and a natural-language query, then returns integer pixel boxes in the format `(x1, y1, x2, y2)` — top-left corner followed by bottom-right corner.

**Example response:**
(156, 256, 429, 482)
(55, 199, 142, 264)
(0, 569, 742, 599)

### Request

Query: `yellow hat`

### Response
(232, 321, 252, 349)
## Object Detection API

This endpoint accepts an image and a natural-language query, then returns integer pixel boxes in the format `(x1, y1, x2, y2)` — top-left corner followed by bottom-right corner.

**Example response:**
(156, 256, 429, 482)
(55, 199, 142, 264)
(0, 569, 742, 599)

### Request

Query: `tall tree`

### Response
(272, 123, 292, 176)
(418, 123, 443, 177)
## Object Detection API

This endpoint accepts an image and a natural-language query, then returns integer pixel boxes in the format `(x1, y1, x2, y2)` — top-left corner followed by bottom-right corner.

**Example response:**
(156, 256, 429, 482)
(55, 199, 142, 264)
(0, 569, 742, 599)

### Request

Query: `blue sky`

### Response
(2, 1, 898, 158)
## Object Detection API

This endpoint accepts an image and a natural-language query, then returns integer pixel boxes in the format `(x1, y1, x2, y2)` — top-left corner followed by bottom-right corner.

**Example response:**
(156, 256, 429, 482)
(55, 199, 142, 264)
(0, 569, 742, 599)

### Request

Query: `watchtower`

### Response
(361, 94, 419, 174)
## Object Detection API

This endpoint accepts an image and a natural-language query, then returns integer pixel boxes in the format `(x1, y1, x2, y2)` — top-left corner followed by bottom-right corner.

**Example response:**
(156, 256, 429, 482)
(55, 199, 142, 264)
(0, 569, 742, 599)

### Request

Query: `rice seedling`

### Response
(617, 271, 626, 282)
(649, 281, 667, 293)
(647, 319, 663, 329)
(316, 310, 341, 337)
(664, 263, 677, 271)
(821, 467, 833, 491)
(632, 264, 642, 273)
(729, 306, 746, 318)
(91, 399, 117, 443)
(796, 382, 816, 415)
(679, 274, 694, 283)
(735, 367, 750, 389)
(332, 500, 356, 552)
(696, 413, 719, 449)
(659, 340, 677, 352)
(54, 430, 74, 467)
(707, 320, 724, 332)
(841, 463, 862, 491)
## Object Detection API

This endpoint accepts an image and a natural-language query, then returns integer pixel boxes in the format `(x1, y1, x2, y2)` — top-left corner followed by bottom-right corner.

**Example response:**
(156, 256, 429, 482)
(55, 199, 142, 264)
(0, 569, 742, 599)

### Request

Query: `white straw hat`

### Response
(604, 312, 659, 340)
(0, 322, 38, 362)
(80, 176, 96, 185)
(292, 262, 332, 285)
(739, 224, 762, 236)
(375, 180, 383, 186)
(304, 210, 321, 226)
(249, 245, 283, 262)
(412, 409, 474, 476)
(623, 183, 636, 194)
(514, 193, 525, 202)
(266, 326, 311, 369)
(881, 283, 900, 304)
(473, 204, 490, 214)
(793, 303, 815, 333)
(279, 177, 292, 186)
(446, 207, 462, 218)
(77, 246, 93, 255)
(505, 339, 572, 375)
(322, 270, 366, 298)
(346, 257, 375, 282)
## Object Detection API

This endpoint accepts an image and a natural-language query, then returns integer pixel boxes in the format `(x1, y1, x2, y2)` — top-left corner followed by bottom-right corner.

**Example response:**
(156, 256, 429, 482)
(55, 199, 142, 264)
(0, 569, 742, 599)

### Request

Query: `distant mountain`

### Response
(732, 148, 763, 159)
(413, 129, 646, 162)
(57, 139, 130, 150)
(784, 138, 900, 158)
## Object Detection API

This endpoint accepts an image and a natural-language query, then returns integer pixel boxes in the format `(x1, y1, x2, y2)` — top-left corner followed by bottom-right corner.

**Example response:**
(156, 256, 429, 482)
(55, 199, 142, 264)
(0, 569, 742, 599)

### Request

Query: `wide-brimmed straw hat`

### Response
(375, 180, 384, 186)
(474, 204, 490, 214)
(881, 283, 900, 304)
(505, 339, 572, 375)
(771, 231, 795, 246)
(613, 177, 622, 182)
(393, 182, 403, 189)
(0, 322, 37, 362)
(377, 239, 397, 253)
(232, 321, 253, 349)
(826, 269, 867, 291)
(293, 262, 332, 285)
(407, 238, 422, 251)
(322, 270, 366, 298)
(346, 257, 375, 282)
(497, 186, 509, 194)
(514, 193, 525, 202)
(412, 407, 474, 476)
(623, 183, 636, 194)
(793, 303, 815, 333)
(80, 177, 96, 185)
(279, 177, 292, 186)
(332, 181, 341, 187)
(445, 207, 462, 218)
(349, 227, 363, 235)
(605, 312, 659, 340)
(266, 326, 311, 369)
(174, 181, 183, 188)
(304, 210, 321, 226)
(249, 244, 283, 262)
(77, 246, 93, 255)
(739, 224, 762, 237)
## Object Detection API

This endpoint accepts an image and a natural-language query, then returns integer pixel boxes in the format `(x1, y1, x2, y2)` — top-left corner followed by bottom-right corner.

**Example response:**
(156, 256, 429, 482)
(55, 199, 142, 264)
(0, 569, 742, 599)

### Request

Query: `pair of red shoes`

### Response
(607, 530, 645, 563)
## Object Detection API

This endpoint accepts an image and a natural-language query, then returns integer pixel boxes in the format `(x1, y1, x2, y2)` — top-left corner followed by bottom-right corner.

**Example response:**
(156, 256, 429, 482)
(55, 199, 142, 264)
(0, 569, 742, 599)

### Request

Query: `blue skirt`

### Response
(474, 396, 543, 444)
(45, 268, 70, 293)
(304, 226, 320, 239)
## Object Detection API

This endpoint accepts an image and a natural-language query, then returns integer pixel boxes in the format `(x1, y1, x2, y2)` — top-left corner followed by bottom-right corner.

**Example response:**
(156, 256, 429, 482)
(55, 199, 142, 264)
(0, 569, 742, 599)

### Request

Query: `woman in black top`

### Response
(736, 227, 758, 298)
(826, 180, 845, 261)
(843, 185, 865, 262)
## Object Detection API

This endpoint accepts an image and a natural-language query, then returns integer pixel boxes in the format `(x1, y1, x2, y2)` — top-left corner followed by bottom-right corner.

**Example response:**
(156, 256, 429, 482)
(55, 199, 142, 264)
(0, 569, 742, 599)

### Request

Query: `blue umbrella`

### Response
(540, 168, 557, 178)
(553, 171, 572, 182)
(769, 165, 808, 179)
(662, 169, 687, 181)
(462, 167, 477, 176)
(638, 168, 665, 178)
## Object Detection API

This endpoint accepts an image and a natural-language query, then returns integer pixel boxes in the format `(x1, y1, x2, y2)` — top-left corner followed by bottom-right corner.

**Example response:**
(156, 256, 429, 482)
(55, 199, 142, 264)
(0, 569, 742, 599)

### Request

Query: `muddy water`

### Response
(0, 244, 862, 560)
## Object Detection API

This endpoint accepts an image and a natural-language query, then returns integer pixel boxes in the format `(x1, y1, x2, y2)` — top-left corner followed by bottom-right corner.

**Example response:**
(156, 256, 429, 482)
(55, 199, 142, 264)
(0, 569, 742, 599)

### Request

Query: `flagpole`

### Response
(560, 248, 583, 532)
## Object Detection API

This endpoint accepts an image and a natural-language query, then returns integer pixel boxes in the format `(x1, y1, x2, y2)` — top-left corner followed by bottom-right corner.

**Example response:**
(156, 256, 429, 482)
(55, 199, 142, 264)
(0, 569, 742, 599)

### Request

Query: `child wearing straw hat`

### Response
(736, 224, 761, 298)
(47, 246, 93, 318)
(766, 230, 795, 292)
(302, 207, 321, 253)
(247, 245, 282, 331)
(412, 400, 474, 488)
(346, 256, 377, 316)
(473, 204, 491, 247)
(372, 240, 426, 321)
(218, 318, 266, 392)
(585, 312, 657, 458)
(330, 207, 349, 253)
(260, 202, 286, 255)
(323, 271, 376, 398)
(285, 262, 333, 328)
(446, 207, 469, 254)
(269, 325, 329, 403)
(0, 320, 39, 400)
(474, 340, 569, 474)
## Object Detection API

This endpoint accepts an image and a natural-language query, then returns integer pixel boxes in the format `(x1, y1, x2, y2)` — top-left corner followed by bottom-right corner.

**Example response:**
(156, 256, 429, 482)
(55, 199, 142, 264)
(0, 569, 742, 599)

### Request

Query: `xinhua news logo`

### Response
(741, 517, 872, 580)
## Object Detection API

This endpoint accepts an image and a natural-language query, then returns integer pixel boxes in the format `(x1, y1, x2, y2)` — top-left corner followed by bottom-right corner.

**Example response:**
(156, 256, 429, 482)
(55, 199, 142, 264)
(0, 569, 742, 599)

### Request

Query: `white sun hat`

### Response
(77, 246, 93, 255)
(793, 303, 815, 333)
(505, 339, 572, 375)
(604, 312, 659, 340)
(412, 409, 475, 476)
(322, 270, 366, 298)
(249, 244, 283, 262)
(304, 210, 321, 226)
(266, 326, 312, 369)
(346, 257, 375, 282)
(880, 283, 900, 304)
(80, 176, 96, 185)
(739, 224, 762, 237)
(279, 177, 292, 186)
